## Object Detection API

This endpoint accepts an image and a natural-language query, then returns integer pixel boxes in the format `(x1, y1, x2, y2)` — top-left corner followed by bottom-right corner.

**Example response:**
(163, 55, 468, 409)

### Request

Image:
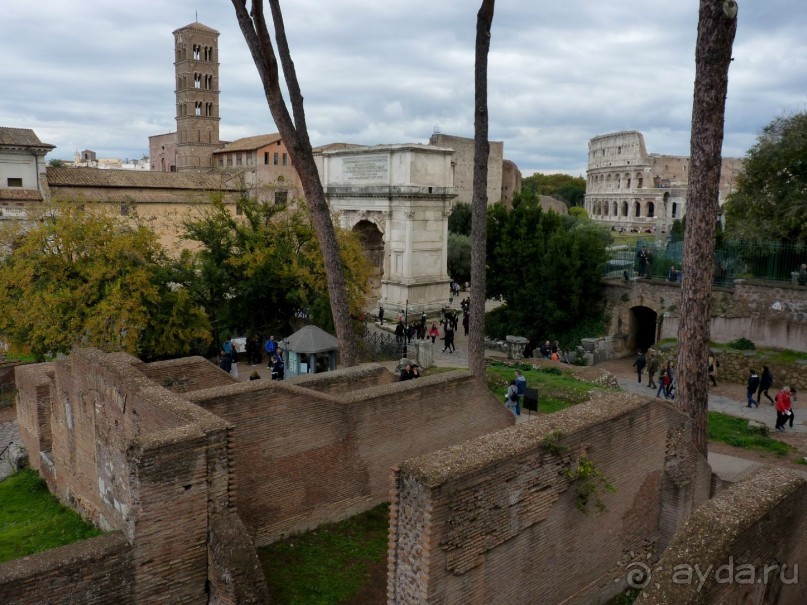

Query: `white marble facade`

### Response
(316, 145, 456, 313)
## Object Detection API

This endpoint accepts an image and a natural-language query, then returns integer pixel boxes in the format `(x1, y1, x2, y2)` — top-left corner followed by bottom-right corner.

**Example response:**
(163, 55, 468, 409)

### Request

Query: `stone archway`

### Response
(352, 219, 385, 300)
(628, 305, 658, 353)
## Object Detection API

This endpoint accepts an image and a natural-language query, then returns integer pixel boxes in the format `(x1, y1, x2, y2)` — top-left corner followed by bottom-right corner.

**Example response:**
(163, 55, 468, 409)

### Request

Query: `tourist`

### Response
(378, 305, 384, 325)
(411, 364, 421, 379)
(758, 366, 774, 405)
(633, 350, 646, 383)
(647, 354, 659, 389)
(442, 322, 455, 353)
(774, 386, 792, 431)
(798, 263, 807, 286)
(395, 320, 405, 345)
(667, 265, 679, 282)
(539, 340, 551, 359)
(746, 369, 760, 408)
(637, 246, 651, 278)
(429, 322, 439, 344)
(400, 364, 414, 381)
(265, 335, 277, 367)
(657, 371, 670, 399)
(514, 370, 526, 416)
(665, 361, 676, 398)
(707, 353, 718, 387)
(505, 380, 520, 416)
(462, 312, 469, 336)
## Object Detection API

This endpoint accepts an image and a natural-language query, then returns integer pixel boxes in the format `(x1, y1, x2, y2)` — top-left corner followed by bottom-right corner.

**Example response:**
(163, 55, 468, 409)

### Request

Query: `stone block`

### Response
(583, 352, 594, 366)
(9, 444, 28, 471)
(581, 338, 597, 352)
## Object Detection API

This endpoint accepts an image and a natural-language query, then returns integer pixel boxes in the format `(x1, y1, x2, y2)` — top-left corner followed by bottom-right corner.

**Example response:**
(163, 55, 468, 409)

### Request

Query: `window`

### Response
(193, 45, 200, 60)
(273, 152, 279, 165)
(672, 202, 678, 219)
(227, 155, 233, 167)
(194, 73, 201, 88)
(647, 202, 655, 218)
(218, 157, 224, 167)
(195, 101, 202, 116)
(264, 152, 269, 165)
(637, 177, 643, 188)
(282, 153, 287, 166)
(7, 178, 23, 187)
(634, 202, 641, 217)
(236, 204, 243, 216)
(236, 153, 242, 166)
(275, 190, 288, 205)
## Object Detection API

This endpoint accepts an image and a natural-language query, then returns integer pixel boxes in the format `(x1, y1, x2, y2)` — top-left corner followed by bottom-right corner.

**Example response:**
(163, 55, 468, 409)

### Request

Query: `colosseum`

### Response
(584, 130, 742, 233)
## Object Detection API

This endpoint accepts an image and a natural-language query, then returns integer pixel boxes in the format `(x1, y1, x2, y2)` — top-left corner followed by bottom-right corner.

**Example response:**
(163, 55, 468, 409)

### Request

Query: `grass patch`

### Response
(486, 361, 612, 414)
(707, 411, 795, 456)
(259, 503, 390, 605)
(0, 469, 101, 563)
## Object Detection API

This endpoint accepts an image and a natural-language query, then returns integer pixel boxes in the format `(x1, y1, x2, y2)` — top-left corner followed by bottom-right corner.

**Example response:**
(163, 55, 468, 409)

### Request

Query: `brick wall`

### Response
(188, 366, 514, 544)
(140, 356, 237, 394)
(388, 392, 712, 605)
(0, 532, 133, 605)
(13, 348, 266, 604)
(641, 466, 807, 605)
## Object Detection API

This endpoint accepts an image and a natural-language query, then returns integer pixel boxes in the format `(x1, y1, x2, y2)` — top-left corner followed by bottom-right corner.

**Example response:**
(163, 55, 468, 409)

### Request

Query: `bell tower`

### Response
(173, 21, 220, 172)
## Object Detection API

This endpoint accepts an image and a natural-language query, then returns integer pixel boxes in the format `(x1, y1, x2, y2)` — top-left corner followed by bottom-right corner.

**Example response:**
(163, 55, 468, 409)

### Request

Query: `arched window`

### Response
(622, 201, 629, 217)
(634, 201, 641, 217)
(612, 201, 618, 216)
(672, 202, 678, 219)
(603, 202, 609, 216)
(647, 202, 655, 218)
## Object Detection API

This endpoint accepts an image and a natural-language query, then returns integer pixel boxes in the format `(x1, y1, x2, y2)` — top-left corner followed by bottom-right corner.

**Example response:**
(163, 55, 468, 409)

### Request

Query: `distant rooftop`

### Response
(0, 127, 55, 150)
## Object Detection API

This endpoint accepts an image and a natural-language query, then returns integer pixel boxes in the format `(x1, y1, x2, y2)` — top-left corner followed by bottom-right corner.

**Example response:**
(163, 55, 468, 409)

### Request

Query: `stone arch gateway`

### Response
(352, 219, 385, 300)
(628, 305, 658, 352)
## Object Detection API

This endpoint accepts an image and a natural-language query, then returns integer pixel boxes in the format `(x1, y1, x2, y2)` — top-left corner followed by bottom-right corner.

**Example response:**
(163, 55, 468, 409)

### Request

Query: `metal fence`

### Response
(605, 239, 807, 285)
(356, 324, 409, 362)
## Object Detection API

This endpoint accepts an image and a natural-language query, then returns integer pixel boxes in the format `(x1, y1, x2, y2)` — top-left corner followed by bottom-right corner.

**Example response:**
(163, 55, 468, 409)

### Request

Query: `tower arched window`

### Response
(194, 73, 201, 89)
(193, 44, 201, 60)
(195, 102, 202, 117)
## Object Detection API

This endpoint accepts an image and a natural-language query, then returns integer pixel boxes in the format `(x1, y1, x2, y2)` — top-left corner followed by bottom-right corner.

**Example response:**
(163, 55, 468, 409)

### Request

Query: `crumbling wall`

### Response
(188, 367, 514, 544)
(388, 393, 711, 605)
(640, 466, 807, 605)
(13, 349, 266, 605)
(290, 363, 396, 394)
(140, 356, 237, 394)
(0, 532, 133, 605)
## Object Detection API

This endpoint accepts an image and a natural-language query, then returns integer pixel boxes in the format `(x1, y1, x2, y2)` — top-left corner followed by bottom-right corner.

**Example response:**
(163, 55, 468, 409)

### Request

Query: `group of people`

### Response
(746, 366, 796, 432)
(399, 363, 422, 381)
(219, 334, 284, 381)
(504, 370, 528, 416)
(527, 339, 568, 363)
(633, 350, 678, 399)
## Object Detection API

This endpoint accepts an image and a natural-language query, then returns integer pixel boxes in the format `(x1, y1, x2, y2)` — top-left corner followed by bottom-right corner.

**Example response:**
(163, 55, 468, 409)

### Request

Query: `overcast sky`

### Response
(2, 1, 805, 176)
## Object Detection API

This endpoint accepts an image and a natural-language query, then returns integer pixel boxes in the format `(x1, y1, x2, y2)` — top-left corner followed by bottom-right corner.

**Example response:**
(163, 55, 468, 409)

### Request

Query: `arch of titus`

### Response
(315, 144, 456, 313)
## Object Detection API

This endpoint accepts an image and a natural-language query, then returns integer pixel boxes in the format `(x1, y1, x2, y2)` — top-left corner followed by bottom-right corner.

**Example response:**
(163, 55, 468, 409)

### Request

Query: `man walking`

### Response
(747, 369, 760, 408)
(647, 354, 659, 389)
(632, 350, 647, 384)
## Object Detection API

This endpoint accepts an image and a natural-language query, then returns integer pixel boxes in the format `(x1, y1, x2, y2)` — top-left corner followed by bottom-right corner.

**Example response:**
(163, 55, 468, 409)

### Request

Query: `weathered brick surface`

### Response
(207, 510, 269, 605)
(389, 393, 712, 605)
(12, 348, 257, 605)
(290, 363, 396, 394)
(641, 466, 807, 605)
(188, 367, 514, 544)
(140, 356, 237, 394)
(0, 532, 133, 605)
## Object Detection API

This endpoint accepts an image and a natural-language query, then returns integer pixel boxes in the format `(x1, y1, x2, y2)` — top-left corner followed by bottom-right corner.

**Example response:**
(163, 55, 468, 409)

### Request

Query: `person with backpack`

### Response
(647, 354, 659, 389)
(504, 380, 520, 416)
(747, 369, 760, 408)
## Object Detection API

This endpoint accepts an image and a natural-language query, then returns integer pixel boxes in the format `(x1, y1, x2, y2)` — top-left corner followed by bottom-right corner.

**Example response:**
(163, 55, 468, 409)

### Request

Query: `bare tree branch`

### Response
(231, 0, 359, 365)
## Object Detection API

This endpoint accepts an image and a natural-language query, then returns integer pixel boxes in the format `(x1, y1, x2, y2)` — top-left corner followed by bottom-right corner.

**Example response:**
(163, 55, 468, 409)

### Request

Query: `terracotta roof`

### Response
(46, 167, 242, 191)
(0, 127, 55, 149)
(174, 21, 219, 34)
(0, 189, 42, 202)
(214, 134, 283, 154)
(47, 187, 237, 205)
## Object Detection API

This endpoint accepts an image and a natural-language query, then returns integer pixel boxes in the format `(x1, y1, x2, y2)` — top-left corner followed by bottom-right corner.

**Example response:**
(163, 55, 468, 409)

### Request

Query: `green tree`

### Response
(48, 159, 65, 168)
(181, 196, 370, 345)
(448, 203, 472, 236)
(0, 203, 210, 360)
(447, 233, 471, 284)
(485, 200, 609, 344)
(568, 206, 588, 221)
(724, 111, 807, 242)
(521, 173, 586, 206)
(232, 0, 362, 365)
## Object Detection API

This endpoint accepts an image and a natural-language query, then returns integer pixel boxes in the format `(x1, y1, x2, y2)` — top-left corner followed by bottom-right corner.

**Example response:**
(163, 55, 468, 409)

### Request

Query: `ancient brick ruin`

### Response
(2, 349, 512, 603)
(388, 392, 713, 605)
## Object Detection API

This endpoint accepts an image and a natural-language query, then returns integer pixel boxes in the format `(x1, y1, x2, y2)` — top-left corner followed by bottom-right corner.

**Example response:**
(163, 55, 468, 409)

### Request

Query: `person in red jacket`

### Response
(775, 386, 792, 432)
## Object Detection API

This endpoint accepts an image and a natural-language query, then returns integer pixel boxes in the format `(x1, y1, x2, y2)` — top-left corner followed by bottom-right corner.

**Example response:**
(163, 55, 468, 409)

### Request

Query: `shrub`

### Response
(728, 337, 756, 351)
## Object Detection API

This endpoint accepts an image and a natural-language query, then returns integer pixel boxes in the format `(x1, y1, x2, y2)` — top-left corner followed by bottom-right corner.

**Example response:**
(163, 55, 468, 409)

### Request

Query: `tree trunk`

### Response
(468, 0, 496, 380)
(676, 0, 737, 456)
(231, 0, 358, 366)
